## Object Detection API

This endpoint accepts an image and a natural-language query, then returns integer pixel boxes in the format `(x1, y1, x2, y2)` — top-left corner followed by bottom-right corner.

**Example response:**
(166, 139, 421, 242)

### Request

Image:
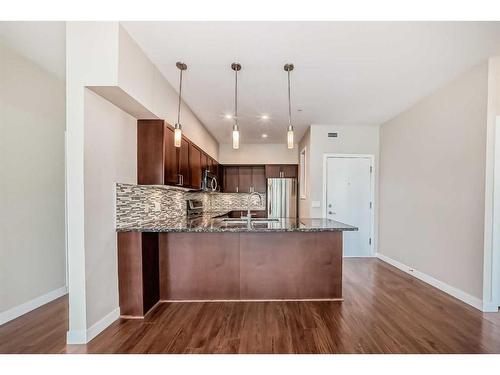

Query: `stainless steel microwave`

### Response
(202, 170, 219, 192)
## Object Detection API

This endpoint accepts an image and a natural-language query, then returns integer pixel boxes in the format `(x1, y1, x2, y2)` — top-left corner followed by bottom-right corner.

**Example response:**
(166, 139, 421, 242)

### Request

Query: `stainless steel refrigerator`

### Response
(267, 178, 297, 218)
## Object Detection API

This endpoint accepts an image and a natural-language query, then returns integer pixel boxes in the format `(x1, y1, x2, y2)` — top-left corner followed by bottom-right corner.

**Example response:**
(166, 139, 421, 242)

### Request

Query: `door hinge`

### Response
(369, 238, 372, 245)
(369, 201, 372, 209)
(370, 166, 373, 173)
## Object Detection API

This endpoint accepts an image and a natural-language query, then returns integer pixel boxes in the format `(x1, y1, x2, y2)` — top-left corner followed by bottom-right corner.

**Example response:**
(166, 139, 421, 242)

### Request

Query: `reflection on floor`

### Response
(1, 258, 500, 354)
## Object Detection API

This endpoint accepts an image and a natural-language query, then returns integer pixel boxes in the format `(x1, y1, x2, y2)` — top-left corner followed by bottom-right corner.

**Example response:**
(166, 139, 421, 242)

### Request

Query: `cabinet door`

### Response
(282, 165, 298, 178)
(208, 158, 216, 174)
(178, 137, 190, 187)
(189, 143, 202, 189)
(163, 125, 179, 185)
(265, 165, 281, 178)
(137, 120, 164, 185)
(223, 166, 239, 193)
(252, 166, 266, 193)
(201, 153, 208, 175)
(214, 161, 222, 189)
(238, 166, 253, 193)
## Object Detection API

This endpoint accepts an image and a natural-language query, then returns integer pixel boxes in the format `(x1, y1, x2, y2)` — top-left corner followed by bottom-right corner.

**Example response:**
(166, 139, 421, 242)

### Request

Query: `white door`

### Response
(326, 157, 372, 256)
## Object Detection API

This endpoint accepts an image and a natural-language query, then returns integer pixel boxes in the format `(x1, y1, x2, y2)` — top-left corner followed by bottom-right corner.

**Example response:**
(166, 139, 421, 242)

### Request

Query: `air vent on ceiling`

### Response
(328, 132, 338, 138)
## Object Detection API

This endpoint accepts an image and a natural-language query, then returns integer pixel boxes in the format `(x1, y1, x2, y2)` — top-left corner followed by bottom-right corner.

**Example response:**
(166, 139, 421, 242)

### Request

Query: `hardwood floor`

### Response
(1, 258, 500, 353)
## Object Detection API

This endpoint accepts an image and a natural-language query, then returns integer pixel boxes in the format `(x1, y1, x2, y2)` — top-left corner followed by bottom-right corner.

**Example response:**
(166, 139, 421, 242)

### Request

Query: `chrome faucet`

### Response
(246, 191, 263, 224)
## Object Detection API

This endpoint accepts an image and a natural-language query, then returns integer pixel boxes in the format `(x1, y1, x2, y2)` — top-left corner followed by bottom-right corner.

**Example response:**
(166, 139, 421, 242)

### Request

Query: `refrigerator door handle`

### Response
(269, 185, 272, 216)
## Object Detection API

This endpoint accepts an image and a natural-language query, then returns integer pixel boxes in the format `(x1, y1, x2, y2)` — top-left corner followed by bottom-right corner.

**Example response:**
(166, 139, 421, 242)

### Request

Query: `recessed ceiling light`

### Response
(225, 114, 233, 119)
(261, 115, 270, 120)
(262, 134, 268, 138)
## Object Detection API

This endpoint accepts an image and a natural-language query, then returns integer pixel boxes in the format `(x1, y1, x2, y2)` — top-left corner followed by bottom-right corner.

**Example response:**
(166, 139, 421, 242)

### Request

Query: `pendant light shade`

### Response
(231, 62, 241, 149)
(287, 126, 294, 149)
(232, 124, 240, 149)
(174, 61, 187, 148)
(284, 63, 295, 149)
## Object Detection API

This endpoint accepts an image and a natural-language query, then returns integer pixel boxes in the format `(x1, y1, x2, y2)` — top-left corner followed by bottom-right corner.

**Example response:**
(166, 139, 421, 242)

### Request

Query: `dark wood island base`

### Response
(117, 231, 344, 318)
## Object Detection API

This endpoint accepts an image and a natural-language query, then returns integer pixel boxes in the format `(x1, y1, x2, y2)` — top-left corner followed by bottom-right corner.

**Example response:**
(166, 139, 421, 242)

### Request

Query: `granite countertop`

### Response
(116, 211, 358, 233)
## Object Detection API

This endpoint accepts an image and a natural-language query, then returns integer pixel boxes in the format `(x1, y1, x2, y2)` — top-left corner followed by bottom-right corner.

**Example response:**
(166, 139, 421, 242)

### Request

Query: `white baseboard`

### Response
(0, 286, 68, 326)
(67, 307, 120, 344)
(482, 301, 500, 313)
(376, 253, 484, 311)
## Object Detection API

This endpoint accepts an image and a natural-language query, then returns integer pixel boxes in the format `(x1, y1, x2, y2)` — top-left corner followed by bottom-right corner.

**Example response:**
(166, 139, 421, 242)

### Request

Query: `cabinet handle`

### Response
(236, 186, 239, 193)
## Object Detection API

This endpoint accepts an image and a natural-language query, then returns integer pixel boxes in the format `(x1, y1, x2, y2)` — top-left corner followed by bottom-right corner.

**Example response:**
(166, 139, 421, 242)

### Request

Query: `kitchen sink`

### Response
(248, 218, 279, 223)
(220, 218, 280, 227)
(220, 219, 248, 225)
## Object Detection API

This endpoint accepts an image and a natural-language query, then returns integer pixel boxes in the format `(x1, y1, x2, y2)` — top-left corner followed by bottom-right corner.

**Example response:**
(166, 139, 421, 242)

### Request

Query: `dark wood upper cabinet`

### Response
(137, 120, 164, 185)
(208, 157, 216, 174)
(252, 166, 266, 193)
(178, 137, 190, 187)
(138, 119, 217, 188)
(189, 144, 202, 189)
(201, 153, 208, 175)
(221, 165, 268, 193)
(164, 126, 178, 185)
(265, 165, 298, 179)
(238, 166, 253, 193)
(265, 165, 281, 179)
(224, 166, 239, 193)
(282, 165, 298, 178)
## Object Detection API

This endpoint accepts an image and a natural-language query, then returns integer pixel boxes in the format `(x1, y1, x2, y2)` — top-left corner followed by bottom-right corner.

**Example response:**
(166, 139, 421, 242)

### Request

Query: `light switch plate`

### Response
(311, 201, 321, 208)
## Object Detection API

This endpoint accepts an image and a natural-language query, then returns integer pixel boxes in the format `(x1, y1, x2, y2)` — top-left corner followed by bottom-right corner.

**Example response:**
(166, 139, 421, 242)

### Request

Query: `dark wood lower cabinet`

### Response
(157, 231, 342, 301)
(239, 232, 342, 299)
(118, 231, 343, 317)
(117, 232, 159, 317)
(159, 233, 240, 300)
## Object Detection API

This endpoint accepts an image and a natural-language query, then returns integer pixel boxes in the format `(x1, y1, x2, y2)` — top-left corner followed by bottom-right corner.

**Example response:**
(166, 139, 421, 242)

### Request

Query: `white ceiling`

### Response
(0, 22, 65, 80)
(122, 21, 500, 144)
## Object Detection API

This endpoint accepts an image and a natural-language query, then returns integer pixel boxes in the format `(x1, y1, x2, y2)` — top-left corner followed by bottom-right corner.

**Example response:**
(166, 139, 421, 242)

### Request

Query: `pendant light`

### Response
(231, 62, 241, 149)
(174, 61, 187, 148)
(284, 63, 295, 149)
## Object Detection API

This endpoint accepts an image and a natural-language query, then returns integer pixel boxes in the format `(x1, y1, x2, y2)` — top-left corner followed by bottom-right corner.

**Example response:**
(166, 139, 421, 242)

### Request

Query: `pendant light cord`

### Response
(234, 68, 238, 125)
(177, 68, 183, 125)
(287, 69, 292, 128)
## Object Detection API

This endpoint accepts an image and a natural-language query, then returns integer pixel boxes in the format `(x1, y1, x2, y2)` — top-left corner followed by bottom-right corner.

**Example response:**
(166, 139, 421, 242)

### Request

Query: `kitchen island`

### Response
(117, 213, 357, 318)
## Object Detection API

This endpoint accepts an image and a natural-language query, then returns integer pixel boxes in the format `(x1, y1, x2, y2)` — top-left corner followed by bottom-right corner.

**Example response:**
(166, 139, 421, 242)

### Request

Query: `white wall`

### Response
(379, 62, 488, 301)
(483, 57, 500, 311)
(117, 26, 218, 159)
(66, 22, 120, 343)
(218, 143, 298, 164)
(298, 128, 311, 218)
(300, 125, 380, 214)
(0, 43, 66, 319)
(84, 89, 136, 328)
(66, 22, 220, 343)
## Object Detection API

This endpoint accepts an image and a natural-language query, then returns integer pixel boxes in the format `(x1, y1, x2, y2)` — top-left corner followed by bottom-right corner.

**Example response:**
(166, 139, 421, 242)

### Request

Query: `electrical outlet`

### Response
(153, 202, 161, 212)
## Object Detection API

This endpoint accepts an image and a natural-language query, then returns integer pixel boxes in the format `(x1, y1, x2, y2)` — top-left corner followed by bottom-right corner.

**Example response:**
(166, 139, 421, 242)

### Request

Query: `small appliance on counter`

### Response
(201, 169, 219, 192)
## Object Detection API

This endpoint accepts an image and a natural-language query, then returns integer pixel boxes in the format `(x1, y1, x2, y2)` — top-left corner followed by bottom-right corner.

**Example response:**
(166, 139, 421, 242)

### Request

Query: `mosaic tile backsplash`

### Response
(116, 183, 266, 229)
